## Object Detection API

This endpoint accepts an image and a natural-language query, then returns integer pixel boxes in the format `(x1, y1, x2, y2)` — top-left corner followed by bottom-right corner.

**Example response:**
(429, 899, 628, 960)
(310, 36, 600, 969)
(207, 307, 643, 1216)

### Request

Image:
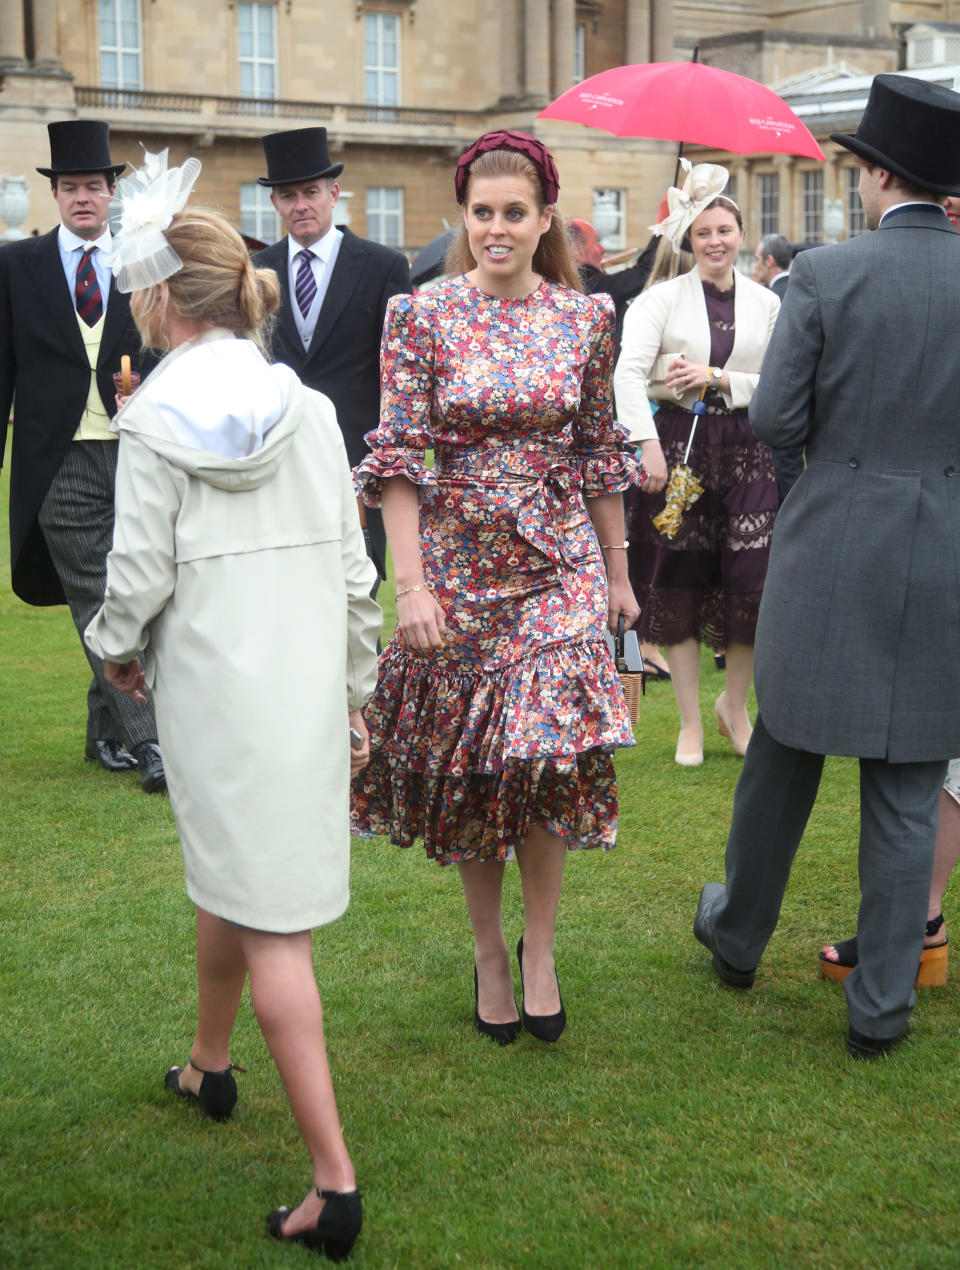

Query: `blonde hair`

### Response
(445, 149, 582, 291)
(643, 236, 695, 291)
(137, 207, 281, 355)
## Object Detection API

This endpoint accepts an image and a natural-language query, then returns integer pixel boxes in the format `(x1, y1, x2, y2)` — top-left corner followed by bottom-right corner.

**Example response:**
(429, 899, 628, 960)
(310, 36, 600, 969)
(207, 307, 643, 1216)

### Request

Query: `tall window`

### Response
(846, 167, 866, 237)
(592, 188, 625, 250)
(801, 170, 823, 242)
(757, 173, 779, 237)
(240, 183, 280, 244)
(574, 23, 586, 83)
(366, 187, 404, 248)
(99, 0, 142, 90)
(238, 2, 277, 100)
(365, 12, 400, 107)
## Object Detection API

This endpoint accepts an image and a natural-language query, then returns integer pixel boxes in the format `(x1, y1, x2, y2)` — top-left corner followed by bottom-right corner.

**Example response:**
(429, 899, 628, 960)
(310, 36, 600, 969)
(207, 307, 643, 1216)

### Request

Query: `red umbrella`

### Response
(538, 61, 825, 160)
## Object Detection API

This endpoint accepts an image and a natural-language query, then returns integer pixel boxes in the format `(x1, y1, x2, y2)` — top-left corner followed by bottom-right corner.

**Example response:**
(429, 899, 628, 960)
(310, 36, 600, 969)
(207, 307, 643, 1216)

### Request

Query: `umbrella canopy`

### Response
(410, 228, 457, 287)
(539, 62, 825, 160)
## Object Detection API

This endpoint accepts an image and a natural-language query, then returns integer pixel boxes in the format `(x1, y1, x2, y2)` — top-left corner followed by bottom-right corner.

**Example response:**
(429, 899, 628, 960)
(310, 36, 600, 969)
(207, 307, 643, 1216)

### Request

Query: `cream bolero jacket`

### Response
(613, 268, 781, 443)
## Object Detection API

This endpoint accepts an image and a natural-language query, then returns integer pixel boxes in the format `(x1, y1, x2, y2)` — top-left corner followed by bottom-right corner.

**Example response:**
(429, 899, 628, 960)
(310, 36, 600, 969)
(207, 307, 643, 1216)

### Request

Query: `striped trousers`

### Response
(38, 440, 158, 748)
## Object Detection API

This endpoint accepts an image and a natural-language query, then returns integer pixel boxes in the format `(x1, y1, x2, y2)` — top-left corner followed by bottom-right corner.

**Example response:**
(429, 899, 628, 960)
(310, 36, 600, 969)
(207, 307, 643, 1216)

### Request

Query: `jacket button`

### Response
(946, 466, 956, 477)
(848, 458, 859, 469)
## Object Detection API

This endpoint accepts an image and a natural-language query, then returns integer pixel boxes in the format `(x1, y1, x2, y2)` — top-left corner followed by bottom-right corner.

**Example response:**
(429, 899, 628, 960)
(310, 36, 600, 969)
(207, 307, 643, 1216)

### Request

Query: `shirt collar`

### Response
(59, 223, 112, 253)
(287, 222, 340, 266)
(879, 201, 948, 226)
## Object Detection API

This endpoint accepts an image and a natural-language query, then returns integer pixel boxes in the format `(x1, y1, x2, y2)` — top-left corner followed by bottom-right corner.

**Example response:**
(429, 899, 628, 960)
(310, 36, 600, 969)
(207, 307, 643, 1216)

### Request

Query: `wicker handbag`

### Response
(605, 616, 645, 724)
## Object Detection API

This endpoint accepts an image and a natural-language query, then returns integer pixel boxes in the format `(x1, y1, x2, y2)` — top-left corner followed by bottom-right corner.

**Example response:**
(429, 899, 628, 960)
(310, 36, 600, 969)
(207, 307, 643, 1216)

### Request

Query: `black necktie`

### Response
(75, 247, 103, 326)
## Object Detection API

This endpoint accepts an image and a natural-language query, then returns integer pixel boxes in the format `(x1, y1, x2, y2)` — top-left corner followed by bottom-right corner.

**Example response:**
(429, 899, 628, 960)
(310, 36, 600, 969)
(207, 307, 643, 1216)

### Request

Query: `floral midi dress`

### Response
(352, 275, 645, 865)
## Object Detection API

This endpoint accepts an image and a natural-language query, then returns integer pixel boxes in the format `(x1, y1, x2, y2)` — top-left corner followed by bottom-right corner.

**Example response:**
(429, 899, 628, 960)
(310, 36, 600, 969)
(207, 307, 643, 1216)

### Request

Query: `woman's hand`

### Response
(104, 658, 147, 703)
(397, 587, 448, 653)
(639, 439, 668, 493)
(607, 578, 641, 635)
(114, 392, 132, 411)
(349, 709, 370, 776)
(664, 354, 710, 396)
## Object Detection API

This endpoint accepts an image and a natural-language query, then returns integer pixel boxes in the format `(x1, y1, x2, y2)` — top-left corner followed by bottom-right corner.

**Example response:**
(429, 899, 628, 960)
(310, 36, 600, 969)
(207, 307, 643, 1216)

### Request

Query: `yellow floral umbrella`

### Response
(652, 388, 708, 540)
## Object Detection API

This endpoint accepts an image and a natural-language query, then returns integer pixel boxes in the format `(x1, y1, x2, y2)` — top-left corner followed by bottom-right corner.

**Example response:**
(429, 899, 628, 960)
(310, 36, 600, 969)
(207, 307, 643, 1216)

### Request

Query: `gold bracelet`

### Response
(396, 581, 434, 597)
(600, 542, 629, 550)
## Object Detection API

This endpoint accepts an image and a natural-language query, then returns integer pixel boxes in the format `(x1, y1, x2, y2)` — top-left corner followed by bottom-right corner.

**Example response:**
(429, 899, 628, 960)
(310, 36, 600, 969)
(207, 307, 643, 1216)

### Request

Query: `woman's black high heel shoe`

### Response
(164, 1057, 242, 1121)
(516, 936, 566, 1043)
(267, 1188, 363, 1261)
(473, 965, 522, 1045)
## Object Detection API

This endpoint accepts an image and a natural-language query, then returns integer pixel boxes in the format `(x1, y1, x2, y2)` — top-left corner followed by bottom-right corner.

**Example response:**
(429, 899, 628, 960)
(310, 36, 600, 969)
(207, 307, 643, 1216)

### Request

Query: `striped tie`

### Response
(294, 249, 317, 318)
(75, 246, 103, 326)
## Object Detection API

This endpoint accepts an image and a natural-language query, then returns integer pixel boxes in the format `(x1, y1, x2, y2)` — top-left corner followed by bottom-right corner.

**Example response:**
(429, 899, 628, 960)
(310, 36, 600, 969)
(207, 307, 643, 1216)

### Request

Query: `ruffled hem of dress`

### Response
(365, 636, 633, 772)
(578, 444, 646, 498)
(354, 447, 436, 507)
(352, 752, 620, 864)
(350, 636, 634, 863)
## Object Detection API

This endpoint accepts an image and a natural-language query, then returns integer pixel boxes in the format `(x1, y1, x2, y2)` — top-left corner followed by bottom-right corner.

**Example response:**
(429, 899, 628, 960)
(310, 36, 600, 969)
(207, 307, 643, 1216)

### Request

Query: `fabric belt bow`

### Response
(515, 460, 584, 568)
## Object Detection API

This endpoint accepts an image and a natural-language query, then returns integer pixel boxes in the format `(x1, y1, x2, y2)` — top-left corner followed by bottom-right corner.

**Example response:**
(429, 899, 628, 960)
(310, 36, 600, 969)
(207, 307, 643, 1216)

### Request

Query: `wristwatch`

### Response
(709, 366, 723, 384)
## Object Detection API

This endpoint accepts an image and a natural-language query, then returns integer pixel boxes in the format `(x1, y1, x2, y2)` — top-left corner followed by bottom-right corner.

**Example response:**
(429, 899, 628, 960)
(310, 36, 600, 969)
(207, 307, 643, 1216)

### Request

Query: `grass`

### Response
(2, 456, 959, 1269)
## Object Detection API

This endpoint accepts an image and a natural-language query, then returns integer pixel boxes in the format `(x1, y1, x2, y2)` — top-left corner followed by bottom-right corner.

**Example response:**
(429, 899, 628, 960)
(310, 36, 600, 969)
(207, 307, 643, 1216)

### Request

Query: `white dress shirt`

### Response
(287, 224, 343, 350)
(58, 224, 113, 313)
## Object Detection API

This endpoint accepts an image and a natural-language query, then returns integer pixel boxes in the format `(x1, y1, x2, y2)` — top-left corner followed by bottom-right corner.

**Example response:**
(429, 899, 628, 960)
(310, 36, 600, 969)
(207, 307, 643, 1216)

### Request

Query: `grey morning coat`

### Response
(749, 206, 960, 764)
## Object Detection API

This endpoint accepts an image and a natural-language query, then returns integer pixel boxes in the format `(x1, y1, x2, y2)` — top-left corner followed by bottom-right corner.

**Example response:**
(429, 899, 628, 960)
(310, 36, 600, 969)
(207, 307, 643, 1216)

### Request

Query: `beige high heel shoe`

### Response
(715, 691, 751, 757)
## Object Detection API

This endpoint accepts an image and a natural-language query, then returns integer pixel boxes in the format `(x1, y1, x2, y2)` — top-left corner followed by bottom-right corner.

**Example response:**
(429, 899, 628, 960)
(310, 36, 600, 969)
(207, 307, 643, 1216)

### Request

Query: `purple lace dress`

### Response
(352, 276, 644, 865)
(627, 279, 778, 650)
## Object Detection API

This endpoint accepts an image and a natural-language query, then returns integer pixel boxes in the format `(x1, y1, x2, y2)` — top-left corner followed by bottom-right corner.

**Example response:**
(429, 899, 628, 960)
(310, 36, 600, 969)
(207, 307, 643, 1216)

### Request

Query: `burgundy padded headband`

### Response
(455, 130, 560, 205)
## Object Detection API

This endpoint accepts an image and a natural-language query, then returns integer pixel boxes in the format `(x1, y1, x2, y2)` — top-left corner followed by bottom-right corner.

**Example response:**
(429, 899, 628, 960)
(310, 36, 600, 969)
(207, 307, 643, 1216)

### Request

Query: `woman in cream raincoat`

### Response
(85, 168, 379, 1260)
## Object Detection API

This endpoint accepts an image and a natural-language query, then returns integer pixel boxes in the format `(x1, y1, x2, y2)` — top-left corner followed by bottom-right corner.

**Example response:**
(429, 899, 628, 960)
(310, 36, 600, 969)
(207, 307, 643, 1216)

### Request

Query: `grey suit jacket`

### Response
(749, 206, 960, 762)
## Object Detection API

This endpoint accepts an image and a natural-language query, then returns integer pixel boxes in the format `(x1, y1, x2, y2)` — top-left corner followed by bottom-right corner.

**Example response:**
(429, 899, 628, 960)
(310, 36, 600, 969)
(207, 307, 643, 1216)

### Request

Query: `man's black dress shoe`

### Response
(132, 741, 166, 794)
(694, 883, 757, 990)
(84, 738, 138, 772)
(847, 1024, 910, 1061)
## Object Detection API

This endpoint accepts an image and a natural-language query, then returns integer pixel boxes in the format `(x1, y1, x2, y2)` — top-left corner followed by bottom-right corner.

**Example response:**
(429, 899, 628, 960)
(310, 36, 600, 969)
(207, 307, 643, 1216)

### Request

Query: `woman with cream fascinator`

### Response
(85, 149, 380, 1258)
(614, 159, 781, 766)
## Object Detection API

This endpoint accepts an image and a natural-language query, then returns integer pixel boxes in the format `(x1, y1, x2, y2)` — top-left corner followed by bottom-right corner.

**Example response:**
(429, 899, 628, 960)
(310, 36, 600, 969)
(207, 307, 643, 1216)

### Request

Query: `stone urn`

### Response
(0, 176, 30, 241)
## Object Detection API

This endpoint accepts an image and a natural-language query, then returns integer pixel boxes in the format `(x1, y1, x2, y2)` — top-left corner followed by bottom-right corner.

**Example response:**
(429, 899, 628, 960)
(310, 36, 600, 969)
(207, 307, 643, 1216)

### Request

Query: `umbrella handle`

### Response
(681, 384, 710, 465)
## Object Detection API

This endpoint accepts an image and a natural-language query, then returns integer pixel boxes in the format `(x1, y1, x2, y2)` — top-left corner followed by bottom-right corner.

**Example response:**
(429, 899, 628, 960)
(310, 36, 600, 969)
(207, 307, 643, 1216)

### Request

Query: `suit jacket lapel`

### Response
(262, 239, 301, 354)
(307, 228, 367, 359)
(26, 230, 87, 359)
(98, 277, 132, 368)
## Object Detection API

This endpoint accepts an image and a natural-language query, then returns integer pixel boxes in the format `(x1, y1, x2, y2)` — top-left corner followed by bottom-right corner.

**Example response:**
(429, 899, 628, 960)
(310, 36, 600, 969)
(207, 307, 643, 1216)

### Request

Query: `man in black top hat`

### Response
(253, 127, 411, 585)
(0, 119, 165, 792)
(694, 73, 960, 1058)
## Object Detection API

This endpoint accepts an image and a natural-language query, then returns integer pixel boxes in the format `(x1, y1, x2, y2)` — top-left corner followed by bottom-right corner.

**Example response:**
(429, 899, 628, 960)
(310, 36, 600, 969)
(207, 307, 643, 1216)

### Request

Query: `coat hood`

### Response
(113, 332, 305, 491)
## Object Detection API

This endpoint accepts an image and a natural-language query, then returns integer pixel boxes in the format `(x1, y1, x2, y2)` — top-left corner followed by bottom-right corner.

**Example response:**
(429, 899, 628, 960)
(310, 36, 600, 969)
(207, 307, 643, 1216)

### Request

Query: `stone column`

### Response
(551, 0, 575, 97)
(0, 0, 27, 69)
(31, 0, 63, 69)
(862, 0, 890, 39)
(500, 0, 523, 102)
(650, 0, 674, 63)
(625, 0, 651, 65)
(774, 154, 794, 243)
(523, 0, 550, 104)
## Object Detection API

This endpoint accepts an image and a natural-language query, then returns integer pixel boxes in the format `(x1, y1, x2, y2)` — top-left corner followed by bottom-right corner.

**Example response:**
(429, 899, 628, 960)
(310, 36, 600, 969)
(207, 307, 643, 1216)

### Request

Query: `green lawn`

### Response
(1, 457, 958, 1269)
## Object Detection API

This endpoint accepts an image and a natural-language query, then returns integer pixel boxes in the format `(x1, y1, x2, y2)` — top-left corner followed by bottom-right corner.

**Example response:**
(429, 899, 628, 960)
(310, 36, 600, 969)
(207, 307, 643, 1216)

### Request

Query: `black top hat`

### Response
(830, 74, 960, 196)
(36, 120, 127, 180)
(256, 127, 344, 187)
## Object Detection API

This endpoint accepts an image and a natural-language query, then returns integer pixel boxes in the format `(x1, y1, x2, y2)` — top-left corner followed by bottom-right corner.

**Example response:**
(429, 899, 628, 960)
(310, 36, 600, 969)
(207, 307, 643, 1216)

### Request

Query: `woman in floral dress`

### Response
(352, 131, 644, 1045)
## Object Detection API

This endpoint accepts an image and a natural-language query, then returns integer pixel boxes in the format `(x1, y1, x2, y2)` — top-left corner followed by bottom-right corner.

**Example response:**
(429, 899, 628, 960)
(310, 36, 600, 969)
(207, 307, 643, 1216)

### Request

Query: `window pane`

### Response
(100, 0, 117, 23)
(101, 51, 117, 85)
(122, 53, 139, 82)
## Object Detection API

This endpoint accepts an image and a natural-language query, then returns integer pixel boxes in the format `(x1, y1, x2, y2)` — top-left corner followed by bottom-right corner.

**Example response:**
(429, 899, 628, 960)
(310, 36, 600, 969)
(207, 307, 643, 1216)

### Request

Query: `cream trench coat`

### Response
(613, 267, 780, 443)
(86, 333, 381, 932)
